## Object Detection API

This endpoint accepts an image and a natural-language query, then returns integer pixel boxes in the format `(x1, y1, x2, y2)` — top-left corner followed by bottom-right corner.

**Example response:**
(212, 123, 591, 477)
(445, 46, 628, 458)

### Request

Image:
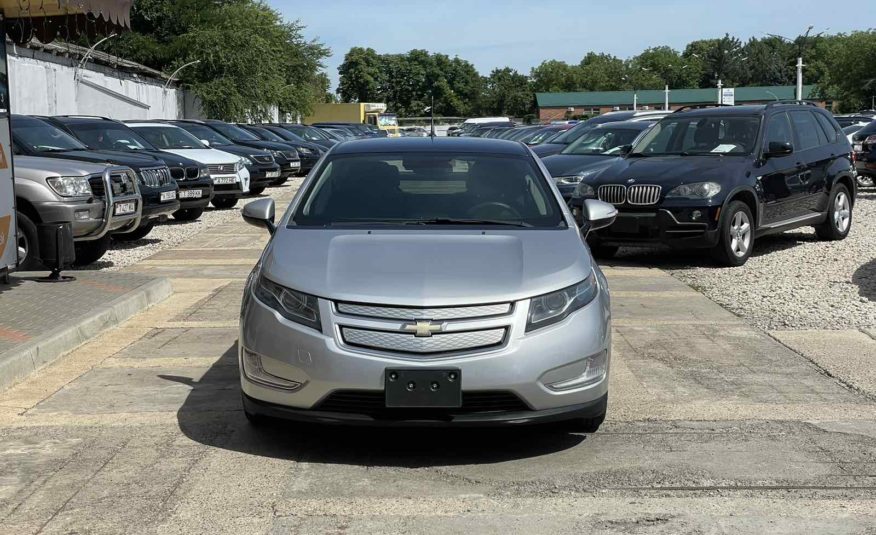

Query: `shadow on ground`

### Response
(165, 343, 587, 468)
(853, 257, 876, 301)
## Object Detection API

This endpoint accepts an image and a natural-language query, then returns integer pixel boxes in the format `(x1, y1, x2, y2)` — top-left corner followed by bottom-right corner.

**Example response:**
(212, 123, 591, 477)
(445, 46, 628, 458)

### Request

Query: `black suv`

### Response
(850, 120, 876, 187)
(11, 115, 180, 240)
(237, 124, 322, 176)
(569, 103, 856, 266)
(44, 116, 216, 223)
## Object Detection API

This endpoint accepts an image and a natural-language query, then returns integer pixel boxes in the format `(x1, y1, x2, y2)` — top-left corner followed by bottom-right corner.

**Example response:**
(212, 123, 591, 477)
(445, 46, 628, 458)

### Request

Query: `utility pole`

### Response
(664, 85, 670, 111)
(766, 26, 826, 102)
(795, 57, 804, 101)
(717, 79, 723, 104)
(633, 92, 638, 111)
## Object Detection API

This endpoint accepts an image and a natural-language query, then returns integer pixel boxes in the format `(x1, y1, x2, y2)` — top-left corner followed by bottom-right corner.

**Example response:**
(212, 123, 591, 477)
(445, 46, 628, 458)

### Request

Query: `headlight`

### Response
(254, 275, 321, 331)
(47, 176, 92, 197)
(526, 276, 598, 332)
(665, 181, 722, 199)
(298, 147, 313, 155)
(198, 166, 210, 178)
(270, 150, 284, 159)
(241, 156, 253, 166)
(572, 183, 596, 199)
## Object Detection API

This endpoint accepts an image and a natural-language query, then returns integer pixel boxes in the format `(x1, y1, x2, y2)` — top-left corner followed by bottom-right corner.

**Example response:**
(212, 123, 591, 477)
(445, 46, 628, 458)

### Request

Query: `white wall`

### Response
(7, 45, 193, 120)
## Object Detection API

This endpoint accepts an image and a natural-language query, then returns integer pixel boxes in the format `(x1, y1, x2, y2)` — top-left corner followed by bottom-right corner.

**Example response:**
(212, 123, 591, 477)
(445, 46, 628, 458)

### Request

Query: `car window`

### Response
(763, 113, 794, 151)
(814, 113, 842, 142)
(562, 127, 642, 155)
(70, 123, 155, 151)
(633, 115, 760, 155)
(132, 125, 205, 149)
(789, 111, 821, 151)
(212, 123, 260, 141)
(12, 118, 88, 152)
(178, 123, 234, 145)
(293, 152, 564, 228)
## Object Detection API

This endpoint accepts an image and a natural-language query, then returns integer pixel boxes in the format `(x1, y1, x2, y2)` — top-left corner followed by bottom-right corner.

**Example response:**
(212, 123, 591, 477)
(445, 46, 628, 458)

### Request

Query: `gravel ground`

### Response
(613, 191, 876, 331)
(77, 178, 303, 272)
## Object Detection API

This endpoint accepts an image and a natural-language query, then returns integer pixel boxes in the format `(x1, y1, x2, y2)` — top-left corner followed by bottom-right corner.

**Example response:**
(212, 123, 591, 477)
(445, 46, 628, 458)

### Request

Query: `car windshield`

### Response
(549, 123, 594, 144)
(632, 115, 760, 155)
(561, 127, 643, 155)
(292, 152, 565, 228)
(132, 125, 205, 149)
(212, 123, 260, 141)
(178, 123, 233, 145)
(250, 127, 285, 142)
(527, 128, 563, 145)
(266, 127, 305, 143)
(13, 119, 87, 152)
(293, 126, 331, 142)
(71, 123, 155, 151)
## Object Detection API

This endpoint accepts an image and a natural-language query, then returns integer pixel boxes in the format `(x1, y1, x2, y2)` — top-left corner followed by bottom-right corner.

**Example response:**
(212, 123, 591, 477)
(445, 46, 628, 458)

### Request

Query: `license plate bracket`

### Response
(385, 369, 461, 408)
(266, 171, 280, 178)
(113, 201, 136, 215)
(180, 189, 203, 199)
(160, 190, 177, 202)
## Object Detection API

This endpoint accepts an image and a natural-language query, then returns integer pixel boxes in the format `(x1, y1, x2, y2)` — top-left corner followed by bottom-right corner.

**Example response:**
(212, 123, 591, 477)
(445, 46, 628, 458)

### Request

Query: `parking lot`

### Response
(2, 181, 875, 534)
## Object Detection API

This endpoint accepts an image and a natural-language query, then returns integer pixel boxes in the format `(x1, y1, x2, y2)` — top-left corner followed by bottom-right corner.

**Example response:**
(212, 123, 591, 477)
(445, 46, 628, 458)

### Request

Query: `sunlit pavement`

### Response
(1, 184, 875, 534)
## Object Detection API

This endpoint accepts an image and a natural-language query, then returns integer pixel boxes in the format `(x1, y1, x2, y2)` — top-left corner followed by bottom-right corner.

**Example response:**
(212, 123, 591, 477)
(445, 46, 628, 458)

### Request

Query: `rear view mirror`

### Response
(200, 139, 210, 147)
(242, 198, 276, 234)
(581, 199, 617, 236)
(619, 144, 633, 156)
(765, 141, 793, 158)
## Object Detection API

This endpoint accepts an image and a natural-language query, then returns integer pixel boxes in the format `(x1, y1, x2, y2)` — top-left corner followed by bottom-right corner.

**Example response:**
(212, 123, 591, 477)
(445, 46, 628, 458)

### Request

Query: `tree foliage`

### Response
(105, 0, 329, 121)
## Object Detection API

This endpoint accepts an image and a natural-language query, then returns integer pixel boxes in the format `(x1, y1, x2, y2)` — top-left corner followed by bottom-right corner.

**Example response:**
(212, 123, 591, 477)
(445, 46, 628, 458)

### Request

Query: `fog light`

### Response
(241, 348, 303, 391)
(547, 350, 607, 391)
(74, 210, 90, 221)
(690, 210, 703, 221)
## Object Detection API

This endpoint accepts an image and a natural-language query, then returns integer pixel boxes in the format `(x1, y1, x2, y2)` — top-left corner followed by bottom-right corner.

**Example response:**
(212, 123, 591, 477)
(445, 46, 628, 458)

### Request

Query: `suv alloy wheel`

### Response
(815, 184, 853, 240)
(712, 201, 754, 267)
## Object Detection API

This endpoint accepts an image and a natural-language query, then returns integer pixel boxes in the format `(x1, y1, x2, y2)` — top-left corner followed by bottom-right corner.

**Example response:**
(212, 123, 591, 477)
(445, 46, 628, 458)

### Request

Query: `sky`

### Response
(271, 0, 876, 91)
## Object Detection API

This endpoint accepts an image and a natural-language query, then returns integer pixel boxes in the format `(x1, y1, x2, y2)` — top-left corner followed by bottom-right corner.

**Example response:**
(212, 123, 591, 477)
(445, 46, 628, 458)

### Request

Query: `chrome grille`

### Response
(281, 150, 299, 160)
(336, 302, 512, 321)
(207, 163, 237, 175)
(138, 167, 172, 187)
(627, 185, 661, 205)
(598, 184, 626, 205)
(169, 167, 185, 180)
(109, 173, 136, 196)
(342, 327, 506, 354)
(251, 155, 274, 165)
(186, 167, 199, 179)
(88, 174, 105, 197)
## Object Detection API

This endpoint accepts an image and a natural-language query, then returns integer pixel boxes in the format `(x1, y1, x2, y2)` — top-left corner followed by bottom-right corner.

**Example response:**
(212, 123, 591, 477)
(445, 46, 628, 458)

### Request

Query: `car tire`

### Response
(271, 177, 288, 186)
(113, 222, 155, 242)
(211, 197, 239, 210)
(589, 244, 619, 259)
(73, 235, 110, 267)
(15, 211, 42, 271)
(711, 201, 754, 267)
(173, 207, 204, 222)
(814, 184, 852, 241)
(249, 185, 266, 196)
(855, 174, 874, 188)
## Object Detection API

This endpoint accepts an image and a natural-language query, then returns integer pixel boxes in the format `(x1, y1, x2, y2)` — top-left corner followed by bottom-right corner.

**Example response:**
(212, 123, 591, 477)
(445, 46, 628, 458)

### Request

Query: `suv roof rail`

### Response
(672, 103, 734, 113)
(764, 100, 820, 109)
(52, 115, 115, 120)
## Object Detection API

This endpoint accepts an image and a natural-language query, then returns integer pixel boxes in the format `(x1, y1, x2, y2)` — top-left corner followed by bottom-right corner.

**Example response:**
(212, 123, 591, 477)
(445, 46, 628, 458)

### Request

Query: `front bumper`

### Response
(140, 183, 181, 222)
(239, 280, 612, 425)
(247, 164, 282, 186)
(176, 177, 214, 209)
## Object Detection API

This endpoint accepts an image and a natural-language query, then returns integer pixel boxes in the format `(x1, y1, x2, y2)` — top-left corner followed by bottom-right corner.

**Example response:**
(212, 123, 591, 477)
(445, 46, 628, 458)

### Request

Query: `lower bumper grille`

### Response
(342, 327, 505, 354)
(315, 390, 530, 414)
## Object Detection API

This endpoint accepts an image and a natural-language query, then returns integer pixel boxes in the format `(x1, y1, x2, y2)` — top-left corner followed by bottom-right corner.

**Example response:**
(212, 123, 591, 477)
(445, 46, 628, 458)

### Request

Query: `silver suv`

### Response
(14, 156, 141, 269)
(238, 138, 617, 430)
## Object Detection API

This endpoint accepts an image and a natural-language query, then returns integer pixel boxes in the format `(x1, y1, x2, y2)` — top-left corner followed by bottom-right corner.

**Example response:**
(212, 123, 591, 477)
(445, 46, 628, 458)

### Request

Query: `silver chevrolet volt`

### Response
(239, 137, 617, 430)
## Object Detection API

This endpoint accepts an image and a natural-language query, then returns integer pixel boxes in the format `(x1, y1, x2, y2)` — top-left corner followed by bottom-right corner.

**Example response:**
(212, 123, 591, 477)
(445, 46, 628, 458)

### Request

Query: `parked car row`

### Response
(9, 116, 358, 270)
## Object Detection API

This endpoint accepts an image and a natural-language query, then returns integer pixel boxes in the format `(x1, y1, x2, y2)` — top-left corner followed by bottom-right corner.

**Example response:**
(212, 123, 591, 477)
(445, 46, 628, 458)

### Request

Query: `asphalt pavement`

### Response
(1, 183, 874, 534)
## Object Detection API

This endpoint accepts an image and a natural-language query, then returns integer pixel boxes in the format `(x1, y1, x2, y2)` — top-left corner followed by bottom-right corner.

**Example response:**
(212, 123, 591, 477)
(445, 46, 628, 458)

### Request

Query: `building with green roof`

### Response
(536, 85, 823, 122)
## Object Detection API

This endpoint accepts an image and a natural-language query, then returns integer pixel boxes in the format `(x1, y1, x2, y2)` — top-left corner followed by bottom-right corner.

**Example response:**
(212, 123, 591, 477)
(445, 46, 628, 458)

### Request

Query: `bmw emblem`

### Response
(627, 178, 636, 184)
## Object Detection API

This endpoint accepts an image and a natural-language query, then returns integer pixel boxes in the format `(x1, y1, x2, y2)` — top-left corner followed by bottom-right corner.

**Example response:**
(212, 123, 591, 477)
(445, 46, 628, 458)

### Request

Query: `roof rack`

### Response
(52, 115, 115, 120)
(764, 100, 820, 109)
(672, 103, 734, 114)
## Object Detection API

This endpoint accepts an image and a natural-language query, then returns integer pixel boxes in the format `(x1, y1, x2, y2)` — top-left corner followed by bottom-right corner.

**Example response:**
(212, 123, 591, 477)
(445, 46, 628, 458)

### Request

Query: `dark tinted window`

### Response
(68, 122, 155, 151)
(763, 113, 794, 150)
(12, 117, 87, 152)
(132, 125, 204, 149)
(634, 115, 759, 155)
(814, 113, 842, 142)
(789, 111, 821, 151)
(293, 152, 563, 228)
(212, 123, 260, 141)
(562, 126, 643, 155)
(177, 123, 233, 145)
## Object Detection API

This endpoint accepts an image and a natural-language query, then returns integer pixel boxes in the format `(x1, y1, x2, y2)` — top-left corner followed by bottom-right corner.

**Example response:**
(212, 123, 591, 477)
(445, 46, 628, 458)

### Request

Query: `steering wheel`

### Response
(467, 201, 522, 220)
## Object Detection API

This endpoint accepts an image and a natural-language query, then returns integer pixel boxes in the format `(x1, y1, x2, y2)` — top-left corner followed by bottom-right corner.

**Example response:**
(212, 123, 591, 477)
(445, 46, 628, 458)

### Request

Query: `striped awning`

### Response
(1, 0, 132, 43)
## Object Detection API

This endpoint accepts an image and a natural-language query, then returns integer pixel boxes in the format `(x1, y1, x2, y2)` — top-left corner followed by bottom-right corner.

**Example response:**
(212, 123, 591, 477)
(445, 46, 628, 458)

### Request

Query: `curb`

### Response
(0, 277, 173, 394)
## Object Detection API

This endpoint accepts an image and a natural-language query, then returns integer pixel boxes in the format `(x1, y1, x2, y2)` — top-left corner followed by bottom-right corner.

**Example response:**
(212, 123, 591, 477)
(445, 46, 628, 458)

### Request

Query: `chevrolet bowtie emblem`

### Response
(402, 320, 445, 337)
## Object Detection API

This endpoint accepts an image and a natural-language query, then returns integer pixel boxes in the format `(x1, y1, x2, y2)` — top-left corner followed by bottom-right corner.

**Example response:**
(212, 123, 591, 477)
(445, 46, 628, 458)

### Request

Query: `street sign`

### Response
(721, 88, 735, 106)
(0, 15, 15, 278)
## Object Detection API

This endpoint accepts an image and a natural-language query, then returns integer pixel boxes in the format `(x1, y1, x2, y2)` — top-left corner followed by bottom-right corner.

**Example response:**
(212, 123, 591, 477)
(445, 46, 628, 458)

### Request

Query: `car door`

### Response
(758, 112, 806, 224)
(789, 110, 831, 214)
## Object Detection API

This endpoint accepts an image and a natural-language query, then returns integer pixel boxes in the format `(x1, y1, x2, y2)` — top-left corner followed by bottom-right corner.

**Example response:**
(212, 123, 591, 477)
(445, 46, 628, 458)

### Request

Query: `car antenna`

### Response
(427, 95, 435, 138)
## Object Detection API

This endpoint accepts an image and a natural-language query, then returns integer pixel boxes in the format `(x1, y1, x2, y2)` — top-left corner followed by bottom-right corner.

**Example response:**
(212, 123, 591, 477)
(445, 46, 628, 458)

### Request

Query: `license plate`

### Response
(385, 369, 461, 408)
(854, 144, 863, 152)
(266, 171, 280, 178)
(179, 189, 203, 199)
(290, 161, 301, 168)
(213, 175, 237, 185)
(114, 201, 136, 216)
(160, 190, 177, 202)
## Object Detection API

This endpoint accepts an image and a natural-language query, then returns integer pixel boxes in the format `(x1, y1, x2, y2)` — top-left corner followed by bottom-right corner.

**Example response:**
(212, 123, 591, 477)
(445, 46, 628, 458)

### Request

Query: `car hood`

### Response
(210, 143, 271, 158)
(160, 148, 241, 165)
(531, 143, 566, 157)
(36, 149, 164, 169)
(229, 139, 294, 152)
(262, 228, 592, 306)
(543, 154, 617, 177)
(141, 150, 202, 168)
(591, 155, 750, 185)
(14, 155, 113, 178)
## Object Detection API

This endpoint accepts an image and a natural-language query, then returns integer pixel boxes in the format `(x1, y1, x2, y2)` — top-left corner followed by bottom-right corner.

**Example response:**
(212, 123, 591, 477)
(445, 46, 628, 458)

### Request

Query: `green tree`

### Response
(530, 60, 581, 92)
(683, 34, 745, 87)
(337, 47, 381, 103)
(482, 68, 533, 117)
(632, 46, 697, 89)
(818, 31, 876, 111)
(578, 53, 626, 90)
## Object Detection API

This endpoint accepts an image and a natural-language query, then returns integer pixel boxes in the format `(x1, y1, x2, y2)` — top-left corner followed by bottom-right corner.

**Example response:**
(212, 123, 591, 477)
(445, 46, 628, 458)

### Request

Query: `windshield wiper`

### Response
(402, 218, 534, 228)
(626, 152, 650, 158)
(35, 147, 74, 153)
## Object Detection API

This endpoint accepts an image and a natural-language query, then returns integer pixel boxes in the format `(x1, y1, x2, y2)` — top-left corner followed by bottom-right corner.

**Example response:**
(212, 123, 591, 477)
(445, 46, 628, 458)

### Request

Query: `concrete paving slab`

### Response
(114, 327, 238, 361)
(770, 329, 876, 398)
(172, 282, 246, 323)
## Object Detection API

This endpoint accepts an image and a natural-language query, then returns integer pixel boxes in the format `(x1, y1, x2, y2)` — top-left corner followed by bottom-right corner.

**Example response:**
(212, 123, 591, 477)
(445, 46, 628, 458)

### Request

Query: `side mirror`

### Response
(618, 144, 633, 156)
(200, 139, 210, 147)
(580, 199, 617, 236)
(242, 198, 276, 234)
(764, 141, 793, 158)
